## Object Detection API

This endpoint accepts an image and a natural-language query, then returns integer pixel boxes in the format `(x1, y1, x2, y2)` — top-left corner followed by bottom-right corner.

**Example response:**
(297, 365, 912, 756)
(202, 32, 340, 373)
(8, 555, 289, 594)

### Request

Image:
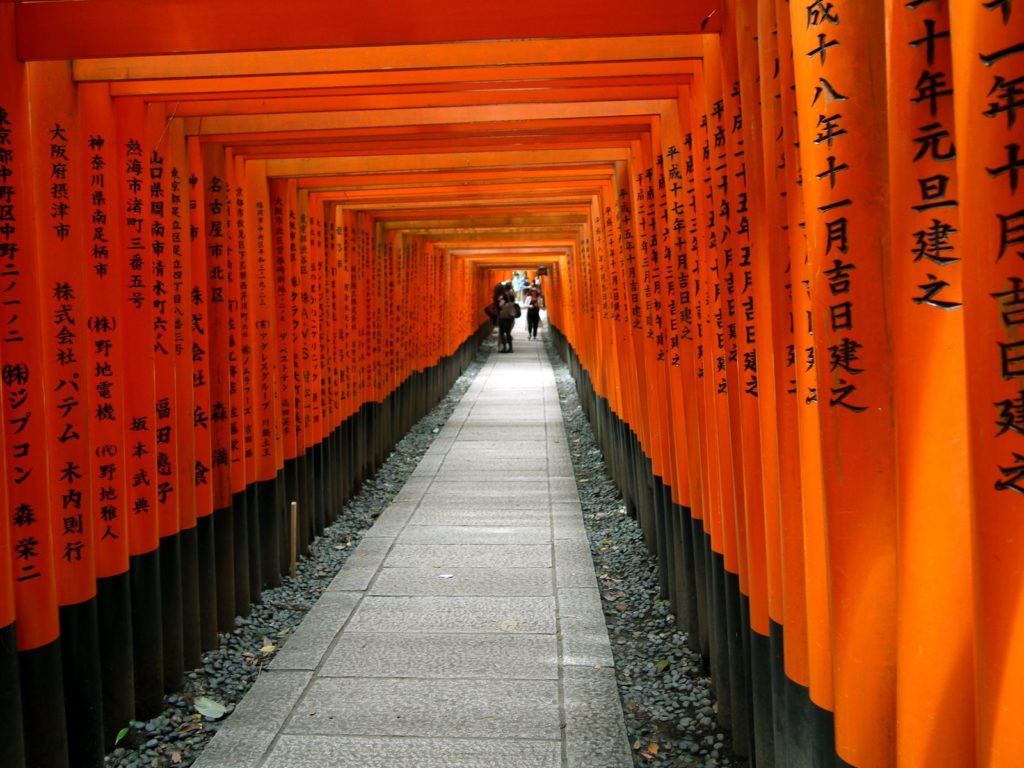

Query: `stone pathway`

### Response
(194, 321, 632, 768)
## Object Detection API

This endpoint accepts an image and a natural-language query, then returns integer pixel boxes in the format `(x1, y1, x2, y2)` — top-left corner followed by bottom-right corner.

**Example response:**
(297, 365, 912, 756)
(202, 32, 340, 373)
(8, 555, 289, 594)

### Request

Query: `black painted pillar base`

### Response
(231, 490, 251, 618)
(97, 573, 133, 747)
(59, 598, 104, 767)
(195, 515, 219, 651)
(129, 549, 164, 719)
(0, 623, 25, 768)
(212, 504, 235, 633)
(179, 525, 202, 668)
(159, 532, 184, 692)
(20, 639, 69, 768)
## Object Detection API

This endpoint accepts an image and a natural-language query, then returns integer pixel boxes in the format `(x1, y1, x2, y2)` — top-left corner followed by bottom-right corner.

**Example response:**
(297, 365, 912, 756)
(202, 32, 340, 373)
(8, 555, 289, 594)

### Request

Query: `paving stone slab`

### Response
(325, 566, 377, 592)
(558, 588, 617, 668)
(286, 677, 561, 740)
(384, 543, 551, 568)
(369, 566, 554, 596)
(396, 525, 551, 545)
(320, 632, 559, 679)
(346, 595, 556, 634)
(271, 592, 361, 671)
(409, 508, 551, 527)
(344, 537, 394, 570)
(562, 665, 633, 768)
(263, 735, 561, 768)
(192, 670, 312, 768)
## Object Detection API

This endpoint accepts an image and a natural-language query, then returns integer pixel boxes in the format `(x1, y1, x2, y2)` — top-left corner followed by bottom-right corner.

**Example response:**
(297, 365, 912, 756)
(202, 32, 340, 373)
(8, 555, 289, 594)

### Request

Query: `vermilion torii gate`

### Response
(0, 2, 1020, 767)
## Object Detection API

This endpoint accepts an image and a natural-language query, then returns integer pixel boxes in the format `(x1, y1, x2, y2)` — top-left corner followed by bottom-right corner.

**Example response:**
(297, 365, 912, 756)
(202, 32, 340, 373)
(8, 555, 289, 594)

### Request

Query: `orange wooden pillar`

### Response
(166, 116, 202, 668)
(948, 2, 1024, 765)
(114, 96, 166, 719)
(244, 158, 283, 588)
(186, 135, 221, 651)
(146, 103, 185, 696)
(28, 59, 106, 767)
(886, 2, 975, 766)
(78, 80, 137, 747)
(198, 141, 237, 631)
(0, 15, 68, 766)
(789, 1, 899, 764)
(725, 1, 781, 761)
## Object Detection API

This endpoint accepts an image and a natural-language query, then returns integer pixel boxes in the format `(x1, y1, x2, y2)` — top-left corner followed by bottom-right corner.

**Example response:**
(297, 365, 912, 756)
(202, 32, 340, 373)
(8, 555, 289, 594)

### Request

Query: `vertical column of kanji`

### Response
(234, 151, 260, 606)
(790, 2, 899, 764)
(269, 179, 296, 573)
(78, 81, 134, 747)
(0, 42, 67, 768)
(226, 151, 253, 613)
(948, 2, 1024, 764)
(146, 104, 183, 694)
(114, 96, 164, 718)
(199, 141, 235, 631)
(27, 60, 104, 767)
(677, 99, 714, 661)
(752, 1, 811, 762)
(692, 51, 744, 737)
(167, 118, 200, 669)
(246, 160, 279, 584)
(724, 2, 778, 761)
(887, 2, 974, 765)
(185, 135, 217, 651)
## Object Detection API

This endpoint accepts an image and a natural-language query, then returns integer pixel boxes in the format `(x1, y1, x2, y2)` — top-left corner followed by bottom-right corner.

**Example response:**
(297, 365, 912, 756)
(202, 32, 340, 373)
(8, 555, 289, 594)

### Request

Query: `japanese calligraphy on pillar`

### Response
(151, 147, 177, 520)
(801, 0, 873, 414)
(41, 127, 92, 598)
(84, 126, 126, 566)
(203, 167, 231, 507)
(0, 97, 60, 649)
(620, 185, 641, 329)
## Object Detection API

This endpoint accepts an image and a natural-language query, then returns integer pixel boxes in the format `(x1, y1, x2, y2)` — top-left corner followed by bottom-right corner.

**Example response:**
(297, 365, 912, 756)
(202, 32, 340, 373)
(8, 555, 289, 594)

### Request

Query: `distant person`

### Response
(524, 289, 542, 340)
(497, 293, 519, 353)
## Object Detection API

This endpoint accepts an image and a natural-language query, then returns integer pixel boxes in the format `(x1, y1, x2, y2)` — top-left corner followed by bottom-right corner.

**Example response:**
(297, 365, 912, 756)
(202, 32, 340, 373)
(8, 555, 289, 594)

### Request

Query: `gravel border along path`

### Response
(546, 336, 745, 768)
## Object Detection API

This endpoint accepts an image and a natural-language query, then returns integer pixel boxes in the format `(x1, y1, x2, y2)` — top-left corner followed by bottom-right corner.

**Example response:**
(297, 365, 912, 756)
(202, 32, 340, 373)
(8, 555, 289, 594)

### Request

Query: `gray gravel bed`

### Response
(546, 336, 745, 768)
(104, 342, 491, 768)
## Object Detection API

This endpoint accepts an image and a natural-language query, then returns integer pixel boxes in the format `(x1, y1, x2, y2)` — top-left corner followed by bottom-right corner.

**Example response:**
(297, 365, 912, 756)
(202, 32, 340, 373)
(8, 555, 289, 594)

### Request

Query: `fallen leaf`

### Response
(499, 619, 519, 632)
(193, 696, 227, 720)
(655, 659, 670, 673)
(261, 643, 276, 653)
(647, 743, 660, 755)
(615, 603, 628, 612)
(171, 752, 182, 765)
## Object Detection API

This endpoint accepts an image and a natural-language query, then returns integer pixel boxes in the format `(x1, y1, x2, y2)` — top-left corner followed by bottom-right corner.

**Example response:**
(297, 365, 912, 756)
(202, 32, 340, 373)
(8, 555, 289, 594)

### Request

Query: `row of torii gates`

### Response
(0, 1, 1020, 767)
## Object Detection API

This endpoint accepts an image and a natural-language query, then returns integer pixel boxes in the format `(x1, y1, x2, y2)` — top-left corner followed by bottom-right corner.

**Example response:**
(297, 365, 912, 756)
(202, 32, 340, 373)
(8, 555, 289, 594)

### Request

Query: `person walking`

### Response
(524, 288, 542, 340)
(497, 293, 518, 353)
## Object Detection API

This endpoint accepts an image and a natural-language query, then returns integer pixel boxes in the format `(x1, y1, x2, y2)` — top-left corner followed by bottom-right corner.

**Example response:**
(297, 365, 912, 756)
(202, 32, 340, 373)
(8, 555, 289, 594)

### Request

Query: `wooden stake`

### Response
(290, 501, 298, 578)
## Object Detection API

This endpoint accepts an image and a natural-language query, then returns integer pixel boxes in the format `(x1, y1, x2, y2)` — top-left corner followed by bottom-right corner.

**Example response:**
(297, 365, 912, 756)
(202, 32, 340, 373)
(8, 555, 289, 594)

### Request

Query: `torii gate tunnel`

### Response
(0, 1, 1021, 766)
